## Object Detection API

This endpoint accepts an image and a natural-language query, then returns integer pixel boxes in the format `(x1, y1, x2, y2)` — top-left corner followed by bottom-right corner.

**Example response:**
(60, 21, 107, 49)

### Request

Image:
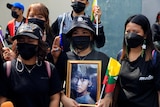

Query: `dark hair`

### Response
(121, 14, 154, 61)
(37, 40, 48, 61)
(156, 11, 160, 22)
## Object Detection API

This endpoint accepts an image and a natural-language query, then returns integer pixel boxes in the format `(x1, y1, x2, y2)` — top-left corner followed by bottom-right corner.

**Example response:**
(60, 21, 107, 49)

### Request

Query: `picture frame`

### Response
(66, 60, 102, 107)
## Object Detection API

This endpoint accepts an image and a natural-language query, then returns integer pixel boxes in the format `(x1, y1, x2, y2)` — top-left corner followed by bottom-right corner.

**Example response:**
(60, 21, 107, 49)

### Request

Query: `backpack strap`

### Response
(6, 61, 12, 77)
(44, 61, 51, 78)
(152, 50, 157, 65)
(117, 49, 123, 61)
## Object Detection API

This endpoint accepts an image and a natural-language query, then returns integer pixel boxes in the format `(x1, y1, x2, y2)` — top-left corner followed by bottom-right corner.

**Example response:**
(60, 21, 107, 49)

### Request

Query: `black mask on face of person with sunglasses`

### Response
(125, 32, 144, 48)
(71, 1, 86, 13)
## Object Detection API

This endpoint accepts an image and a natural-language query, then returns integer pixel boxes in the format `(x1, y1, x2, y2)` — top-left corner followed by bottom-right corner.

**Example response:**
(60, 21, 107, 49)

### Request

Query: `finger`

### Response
(52, 36, 60, 47)
(52, 47, 61, 52)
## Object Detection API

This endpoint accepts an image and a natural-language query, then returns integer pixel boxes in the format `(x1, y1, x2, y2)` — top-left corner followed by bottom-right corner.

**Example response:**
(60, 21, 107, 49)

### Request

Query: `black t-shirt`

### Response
(0, 59, 62, 107)
(117, 55, 160, 107)
(55, 49, 109, 84)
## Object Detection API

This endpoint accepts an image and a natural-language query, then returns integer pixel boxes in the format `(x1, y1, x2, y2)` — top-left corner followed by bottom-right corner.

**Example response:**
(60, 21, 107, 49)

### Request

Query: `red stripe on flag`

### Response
(102, 76, 108, 85)
(105, 84, 116, 93)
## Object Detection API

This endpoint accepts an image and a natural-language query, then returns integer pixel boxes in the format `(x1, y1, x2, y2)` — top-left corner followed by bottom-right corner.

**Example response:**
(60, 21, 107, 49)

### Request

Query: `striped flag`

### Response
(103, 57, 121, 93)
(90, 0, 97, 22)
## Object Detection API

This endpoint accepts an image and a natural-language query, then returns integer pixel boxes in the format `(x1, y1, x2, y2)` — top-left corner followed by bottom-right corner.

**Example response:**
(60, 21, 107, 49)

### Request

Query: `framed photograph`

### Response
(66, 60, 102, 107)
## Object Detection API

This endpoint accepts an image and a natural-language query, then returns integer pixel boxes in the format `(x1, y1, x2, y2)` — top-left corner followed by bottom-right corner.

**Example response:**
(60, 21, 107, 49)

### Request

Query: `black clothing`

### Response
(5, 17, 26, 45)
(117, 54, 160, 107)
(55, 49, 109, 84)
(51, 11, 105, 52)
(0, 59, 62, 107)
(152, 23, 160, 41)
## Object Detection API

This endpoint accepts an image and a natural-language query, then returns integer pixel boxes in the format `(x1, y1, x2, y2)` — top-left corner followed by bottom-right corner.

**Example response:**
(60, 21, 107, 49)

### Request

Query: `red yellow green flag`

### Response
(90, 0, 97, 22)
(103, 57, 121, 93)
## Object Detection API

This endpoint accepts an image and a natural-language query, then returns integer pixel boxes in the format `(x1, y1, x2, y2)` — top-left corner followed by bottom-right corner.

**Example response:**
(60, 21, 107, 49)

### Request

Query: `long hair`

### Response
(26, 3, 49, 28)
(26, 3, 54, 47)
(37, 40, 48, 61)
(121, 14, 154, 61)
(156, 11, 160, 23)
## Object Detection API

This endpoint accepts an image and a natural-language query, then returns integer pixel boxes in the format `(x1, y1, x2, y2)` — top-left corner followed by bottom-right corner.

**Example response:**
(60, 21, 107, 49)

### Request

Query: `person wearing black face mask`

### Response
(125, 32, 144, 48)
(51, 16, 112, 107)
(152, 11, 160, 52)
(0, 23, 62, 107)
(113, 14, 160, 107)
(71, 1, 86, 13)
(5, 2, 26, 45)
(51, 0, 105, 53)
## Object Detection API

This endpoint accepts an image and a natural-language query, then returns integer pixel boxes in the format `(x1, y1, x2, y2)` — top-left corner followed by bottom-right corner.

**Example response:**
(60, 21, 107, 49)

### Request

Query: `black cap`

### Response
(12, 23, 43, 40)
(66, 15, 95, 37)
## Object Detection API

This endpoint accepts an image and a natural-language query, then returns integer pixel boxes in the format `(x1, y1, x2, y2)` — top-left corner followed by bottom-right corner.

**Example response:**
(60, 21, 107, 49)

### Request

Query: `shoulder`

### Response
(67, 51, 77, 60)
(90, 50, 110, 63)
(152, 23, 159, 28)
(57, 12, 70, 20)
(7, 19, 15, 25)
(93, 50, 109, 58)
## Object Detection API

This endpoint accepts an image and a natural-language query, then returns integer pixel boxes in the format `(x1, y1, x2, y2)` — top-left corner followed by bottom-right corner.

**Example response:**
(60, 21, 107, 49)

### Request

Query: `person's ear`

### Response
(88, 80, 92, 87)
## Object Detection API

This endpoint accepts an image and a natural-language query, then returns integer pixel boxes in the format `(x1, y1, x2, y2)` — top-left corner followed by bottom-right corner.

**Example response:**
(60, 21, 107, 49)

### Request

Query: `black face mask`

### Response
(71, 1, 86, 13)
(71, 36, 90, 50)
(17, 43, 38, 60)
(28, 18, 45, 31)
(11, 11, 19, 19)
(125, 33, 144, 48)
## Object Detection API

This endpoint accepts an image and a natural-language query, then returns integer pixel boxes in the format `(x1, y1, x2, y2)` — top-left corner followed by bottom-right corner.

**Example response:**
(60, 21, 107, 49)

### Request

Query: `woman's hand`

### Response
(2, 47, 16, 61)
(51, 36, 62, 63)
(61, 91, 80, 107)
(96, 93, 112, 107)
(93, 5, 102, 23)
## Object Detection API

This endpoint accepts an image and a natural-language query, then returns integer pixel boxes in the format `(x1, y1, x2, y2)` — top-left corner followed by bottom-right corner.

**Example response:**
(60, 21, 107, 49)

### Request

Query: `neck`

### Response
(15, 15, 24, 22)
(128, 46, 143, 61)
(74, 46, 92, 56)
(72, 11, 85, 17)
(19, 56, 36, 65)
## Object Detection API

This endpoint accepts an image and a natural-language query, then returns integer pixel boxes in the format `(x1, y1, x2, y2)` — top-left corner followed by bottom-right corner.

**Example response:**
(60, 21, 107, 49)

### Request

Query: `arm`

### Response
(93, 5, 105, 48)
(49, 93, 60, 107)
(94, 25, 105, 48)
(51, 18, 60, 36)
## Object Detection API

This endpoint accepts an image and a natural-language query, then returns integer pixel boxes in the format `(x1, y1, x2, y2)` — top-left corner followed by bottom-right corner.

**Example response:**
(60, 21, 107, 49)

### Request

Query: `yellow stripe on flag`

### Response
(90, 0, 97, 22)
(108, 57, 121, 76)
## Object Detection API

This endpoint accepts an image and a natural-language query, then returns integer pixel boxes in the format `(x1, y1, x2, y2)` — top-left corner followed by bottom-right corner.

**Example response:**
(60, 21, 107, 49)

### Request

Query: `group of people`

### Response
(0, 0, 160, 107)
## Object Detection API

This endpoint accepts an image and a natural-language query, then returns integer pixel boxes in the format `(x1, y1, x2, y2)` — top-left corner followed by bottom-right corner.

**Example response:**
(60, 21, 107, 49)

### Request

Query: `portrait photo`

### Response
(66, 60, 101, 107)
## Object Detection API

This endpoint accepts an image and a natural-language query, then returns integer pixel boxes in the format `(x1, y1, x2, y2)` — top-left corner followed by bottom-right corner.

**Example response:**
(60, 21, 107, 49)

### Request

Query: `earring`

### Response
(16, 60, 24, 72)
(142, 39, 146, 50)
(36, 58, 42, 66)
(141, 39, 146, 57)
